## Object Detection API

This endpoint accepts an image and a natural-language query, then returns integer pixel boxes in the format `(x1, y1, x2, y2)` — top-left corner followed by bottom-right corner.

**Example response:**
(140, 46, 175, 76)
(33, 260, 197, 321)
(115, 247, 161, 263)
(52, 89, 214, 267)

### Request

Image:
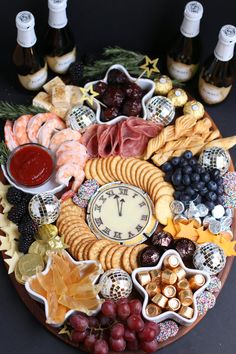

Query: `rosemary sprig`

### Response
(0, 141, 10, 165)
(83, 46, 146, 80)
(0, 101, 48, 121)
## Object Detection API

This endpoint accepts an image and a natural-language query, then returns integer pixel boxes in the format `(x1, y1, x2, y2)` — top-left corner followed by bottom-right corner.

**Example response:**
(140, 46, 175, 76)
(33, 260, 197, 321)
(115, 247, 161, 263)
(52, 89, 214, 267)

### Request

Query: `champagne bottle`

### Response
(13, 11, 48, 91)
(167, 1, 203, 82)
(199, 25, 236, 105)
(44, 0, 76, 74)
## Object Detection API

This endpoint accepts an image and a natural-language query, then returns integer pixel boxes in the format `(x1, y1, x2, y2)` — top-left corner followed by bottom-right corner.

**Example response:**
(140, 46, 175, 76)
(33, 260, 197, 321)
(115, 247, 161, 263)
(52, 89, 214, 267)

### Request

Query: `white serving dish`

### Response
(84, 64, 155, 125)
(1, 164, 64, 195)
(132, 249, 211, 326)
(25, 250, 103, 328)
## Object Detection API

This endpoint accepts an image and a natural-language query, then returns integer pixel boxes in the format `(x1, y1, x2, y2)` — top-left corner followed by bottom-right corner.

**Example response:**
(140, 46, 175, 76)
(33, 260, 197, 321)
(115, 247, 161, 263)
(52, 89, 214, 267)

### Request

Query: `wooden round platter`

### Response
(0, 110, 235, 352)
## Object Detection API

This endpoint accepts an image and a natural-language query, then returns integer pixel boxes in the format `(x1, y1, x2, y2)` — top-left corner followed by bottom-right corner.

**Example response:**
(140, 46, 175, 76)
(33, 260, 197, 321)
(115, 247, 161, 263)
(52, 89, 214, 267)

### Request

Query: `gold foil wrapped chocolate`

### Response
(145, 282, 161, 298)
(152, 293, 168, 308)
(161, 269, 177, 285)
(167, 88, 188, 107)
(149, 269, 161, 284)
(189, 274, 206, 290)
(154, 75, 173, 95)
(137, 271, 151, 286)
(146, 303, 162, 317)
(167, 298, 181, 311)
(162, 285, 176, 298)
(176, 278, 190, 291)
(178, 305, 194, 319)
(179, 289, 194, 306)
(36, 224, 58, 242)
(164, 255, 180, 269)
(173, 266, 187, 281)
(183, 100, 205, 119)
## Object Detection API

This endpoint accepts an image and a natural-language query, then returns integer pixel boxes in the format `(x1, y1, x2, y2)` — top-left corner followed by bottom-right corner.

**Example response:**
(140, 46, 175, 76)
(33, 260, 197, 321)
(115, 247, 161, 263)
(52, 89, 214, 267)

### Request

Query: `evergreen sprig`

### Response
(0, 141, 10, 165)
(0, 101, 47, 121)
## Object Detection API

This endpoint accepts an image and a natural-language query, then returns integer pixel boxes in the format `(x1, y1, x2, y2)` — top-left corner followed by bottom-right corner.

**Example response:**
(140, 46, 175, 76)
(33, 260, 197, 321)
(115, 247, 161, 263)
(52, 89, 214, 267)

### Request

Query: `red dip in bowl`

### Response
(8, 144, 54, 187)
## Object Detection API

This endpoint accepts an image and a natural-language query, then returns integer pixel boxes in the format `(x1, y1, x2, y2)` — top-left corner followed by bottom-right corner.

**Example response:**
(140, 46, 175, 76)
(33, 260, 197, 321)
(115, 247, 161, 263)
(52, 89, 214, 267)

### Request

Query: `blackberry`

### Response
(7, 204, 28, 224)
(18, 233, 35, 253)
(18, 218, 38, 237)
(6, 187, 24, 205)
(68, 61, 84, 85)
(22, 193, 32, 204)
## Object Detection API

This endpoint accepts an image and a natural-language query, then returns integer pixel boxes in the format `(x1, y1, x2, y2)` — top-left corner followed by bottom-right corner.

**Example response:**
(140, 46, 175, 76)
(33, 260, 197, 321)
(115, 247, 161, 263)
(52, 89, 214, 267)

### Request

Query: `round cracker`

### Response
(153, 186, 174, 202)
(129, 160, 148, 187)
(83, 240, 98, 260)
(106, 156, 116, 180)
(122, 246, 134, 274)
(102, 158, 114, 183)
(76, 239, 94, 261)
(99, 244, 116, 270)
(155, 195, 174, 225)
(111, 246, 126, 269)
(134, 161, 151, 188)
(85, 159, 93, 180)
(90, 158, 106, 185)
(96, 158, 111, 184)
(115, 158, 125, 182)
(110, 156, 122, 181)
(120, 158, 133, 183)
(105, 244, 121, 270)
(142, 167, 159, 192)
(130, 244, 148, 270)
(61, 198, 74, 208)
(88, 240, 111, 260)
(124, 158, 138, 185)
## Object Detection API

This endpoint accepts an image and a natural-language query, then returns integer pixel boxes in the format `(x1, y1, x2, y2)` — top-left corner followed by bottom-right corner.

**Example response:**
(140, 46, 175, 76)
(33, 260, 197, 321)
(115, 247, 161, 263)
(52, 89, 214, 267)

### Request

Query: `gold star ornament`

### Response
(79, 85, 99, 106)
(139, 55, 160, 78)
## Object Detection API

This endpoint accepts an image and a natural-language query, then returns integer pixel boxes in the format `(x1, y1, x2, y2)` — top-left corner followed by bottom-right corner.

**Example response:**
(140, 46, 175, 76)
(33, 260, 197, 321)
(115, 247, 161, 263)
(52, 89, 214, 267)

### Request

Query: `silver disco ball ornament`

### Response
(193, 243, 226, 275)
(198, 147, 230, 175)
(146, 96, 175, 126)
(66, 105, 96, 132)
(29, 192, 61, 225)
(99, 269, 133, 301)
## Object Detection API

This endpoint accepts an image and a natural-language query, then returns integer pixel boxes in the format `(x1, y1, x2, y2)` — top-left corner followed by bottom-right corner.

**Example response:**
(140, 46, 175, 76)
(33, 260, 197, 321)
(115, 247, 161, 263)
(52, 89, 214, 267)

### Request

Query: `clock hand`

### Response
(119, 199, 125, 217)
(113, 195, 120, 216)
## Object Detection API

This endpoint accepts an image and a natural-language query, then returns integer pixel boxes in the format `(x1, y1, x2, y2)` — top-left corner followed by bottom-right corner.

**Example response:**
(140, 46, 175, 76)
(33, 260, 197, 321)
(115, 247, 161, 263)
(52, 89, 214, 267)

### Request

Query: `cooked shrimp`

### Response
(4, 120, 19, 151)
(13, 114, 32, 145)
(56, 140, 88, 159)
(37, 117, 66, 147)
(27, 113, 59, 143)
(56, 150, 87, 169)
(49, 128, 82, 152)
(56, 163, 85, 192)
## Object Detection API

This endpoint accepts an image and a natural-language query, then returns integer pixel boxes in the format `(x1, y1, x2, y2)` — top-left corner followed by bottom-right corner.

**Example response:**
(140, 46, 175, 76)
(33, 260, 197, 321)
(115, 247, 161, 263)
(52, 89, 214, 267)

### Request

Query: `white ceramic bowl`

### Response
(84, 64, 155, 125)
(1, 165, 64, 195)
(132, 249, 211, 326)
(25, 250, 103, 327)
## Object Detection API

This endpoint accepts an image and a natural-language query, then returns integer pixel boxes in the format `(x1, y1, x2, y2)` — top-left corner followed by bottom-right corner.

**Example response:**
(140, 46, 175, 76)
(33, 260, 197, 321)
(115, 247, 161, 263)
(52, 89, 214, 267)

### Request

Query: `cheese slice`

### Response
(51, 105, 69, 120)
(43, 76, 65, 94)
(32, 92, 53, 111)
(52, 85, 70, 109)
(67, 85, 83, 106)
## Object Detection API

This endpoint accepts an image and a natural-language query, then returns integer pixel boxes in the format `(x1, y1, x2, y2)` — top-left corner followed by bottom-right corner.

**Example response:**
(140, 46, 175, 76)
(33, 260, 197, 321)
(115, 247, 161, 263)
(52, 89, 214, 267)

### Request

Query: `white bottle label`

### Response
(18, 64, 48, 90)
(199, 77, 232, 104)
(47, 47, 76, 74)
(17, 29, 36, 48)
(167, 56, 198, 82)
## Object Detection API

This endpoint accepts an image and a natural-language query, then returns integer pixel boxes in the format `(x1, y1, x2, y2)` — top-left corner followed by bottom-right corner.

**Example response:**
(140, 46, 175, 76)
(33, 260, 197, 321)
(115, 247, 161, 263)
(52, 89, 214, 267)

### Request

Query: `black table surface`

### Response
(0, 1, 236, 353)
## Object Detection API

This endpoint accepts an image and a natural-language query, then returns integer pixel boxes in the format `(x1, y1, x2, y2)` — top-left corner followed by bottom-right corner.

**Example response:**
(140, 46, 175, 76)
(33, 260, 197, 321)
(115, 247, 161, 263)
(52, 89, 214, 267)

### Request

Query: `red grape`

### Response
(124, 328, 136, 342)
(117, 302, 130, 320)
(126, 339, 139, 351)
(109, 337, 126, 352)
(101, 300, 117, 318)
(127, 314, 144, 332)
(145, 321, 160, 336)
(140, 339, 158, 353)
(84, 334, 96, 352)
(88, 316, 99, 328)
(138, 327, 156, 342)
(69, 314, 89, 332)
(94, 339, 109, 354)
(129, 299, 142, 315)
(116, 298, 128, 305)
(71, 330, 87, 343)
(98, 313, 113, 327)
(110, 323, 125, 339)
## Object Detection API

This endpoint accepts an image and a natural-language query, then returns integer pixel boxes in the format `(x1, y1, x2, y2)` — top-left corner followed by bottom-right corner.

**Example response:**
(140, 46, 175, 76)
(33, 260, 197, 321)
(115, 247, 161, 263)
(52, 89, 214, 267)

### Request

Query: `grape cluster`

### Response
(70, 298, 160, 354)
(161, 150, 224, 210)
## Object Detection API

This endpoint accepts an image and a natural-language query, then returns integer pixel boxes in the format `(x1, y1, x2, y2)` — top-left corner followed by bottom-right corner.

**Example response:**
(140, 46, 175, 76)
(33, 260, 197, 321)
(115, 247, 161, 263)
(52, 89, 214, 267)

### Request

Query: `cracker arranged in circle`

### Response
(130, 244, 148, 270)
(155, 195, 174, 225)
(105, 244, 121, 270)
(124, 158, 139, 185)
(85, 159, 93, 180)
(154, 186, 174, 201)
(76, 239, 94, 261)
(106, 156, 116, 179)
(111, 246, 126, 269)
(83, 240, 98, 260)
(88, 240, 111, 260)
(133, 161, 151, 188)
(99, 244, 116, 270)
(130, 160, 148, 186)
(148, 176, 164, 197)
(110, 156, 122, 181)
(90, 158, 106, 185)
(142, 167, 159, 192)
(61, 198, 74, 208)
(96, 158, 111, 184)
(120, 158, 133, 184)
(101, 158, 114, 183)
(122, 246, 135, 274)
(115, 158, 125, 182)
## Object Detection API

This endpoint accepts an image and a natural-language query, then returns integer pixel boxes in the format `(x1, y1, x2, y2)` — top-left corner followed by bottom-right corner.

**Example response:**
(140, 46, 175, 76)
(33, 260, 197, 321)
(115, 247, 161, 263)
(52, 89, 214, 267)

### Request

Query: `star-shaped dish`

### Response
(25, 250, 103, 327)
(132, 249, 210, 326)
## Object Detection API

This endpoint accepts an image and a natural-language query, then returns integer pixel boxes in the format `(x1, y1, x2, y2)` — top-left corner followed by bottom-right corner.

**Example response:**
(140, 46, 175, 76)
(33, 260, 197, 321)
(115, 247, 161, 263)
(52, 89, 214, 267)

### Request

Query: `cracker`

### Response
(105, 245, 121, 270)
(142, 167, 159, 193)
(85, 159, 93, 180)
(148, 176, 164, 197)
(101, 158, 114, 183)
(153, 186, 174, 202)
(124, 158, 138, 185)
(115, 158, 125, 182)
(106, 156, 116, 179)
(122, 246, 134, 274)
(83, 240, 97, 260)
(110, 156, 122, 180)
(88, 240, 111, 260)
(99, 244, 116, 270)
(155, 195, 174, 225)
(76, 239, 93, 261)
(111, 246, 126, 269)
(134, 161, 151, 187)
(130, 160, 148, 186)
(90, 158, 106, 185)
(120, 158, 133, 184)
(130, 244, 148, 270)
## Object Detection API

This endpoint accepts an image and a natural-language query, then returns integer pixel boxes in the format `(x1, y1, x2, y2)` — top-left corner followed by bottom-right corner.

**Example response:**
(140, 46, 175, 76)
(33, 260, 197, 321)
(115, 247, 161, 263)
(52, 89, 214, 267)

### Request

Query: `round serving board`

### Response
(0, 110, 235, 353)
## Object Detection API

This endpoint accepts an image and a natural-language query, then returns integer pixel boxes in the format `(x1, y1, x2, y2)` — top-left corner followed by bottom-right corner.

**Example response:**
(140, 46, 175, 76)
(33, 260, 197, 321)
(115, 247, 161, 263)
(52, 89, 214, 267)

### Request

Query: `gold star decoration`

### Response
(79, 85, 99, 106)
(58, 324, 72, 339)
(139, 55, 160, 78)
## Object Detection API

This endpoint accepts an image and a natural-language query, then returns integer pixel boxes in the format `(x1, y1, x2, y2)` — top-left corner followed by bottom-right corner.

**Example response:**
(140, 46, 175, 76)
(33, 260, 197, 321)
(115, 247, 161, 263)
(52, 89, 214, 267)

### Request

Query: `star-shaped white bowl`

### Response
(84, 64, 155, 125)
(132, 249, 211, 326)
(25, 250, 103, 327)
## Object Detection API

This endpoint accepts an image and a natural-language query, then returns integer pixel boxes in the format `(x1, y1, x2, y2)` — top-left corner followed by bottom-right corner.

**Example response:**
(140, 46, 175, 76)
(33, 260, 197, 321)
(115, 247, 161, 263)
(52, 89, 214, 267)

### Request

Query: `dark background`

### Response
(0, 0, 236, 353)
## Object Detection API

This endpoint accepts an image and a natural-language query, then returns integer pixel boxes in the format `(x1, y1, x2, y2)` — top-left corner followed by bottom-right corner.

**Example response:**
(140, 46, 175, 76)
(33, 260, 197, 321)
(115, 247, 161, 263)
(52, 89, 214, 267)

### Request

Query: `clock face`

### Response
(87, 182, 156, 245)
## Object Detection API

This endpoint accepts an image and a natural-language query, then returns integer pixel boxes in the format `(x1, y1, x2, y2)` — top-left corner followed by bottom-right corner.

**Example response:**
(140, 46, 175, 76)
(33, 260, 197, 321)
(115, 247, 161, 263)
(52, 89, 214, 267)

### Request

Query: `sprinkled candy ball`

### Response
(73, 179, 99, 208)
(99, 269, 133, 301)
(196, 290, 216, 315)
(157, 320, 179, 342)
(206, 276, 222, 293)
(193, 243, 226, 275)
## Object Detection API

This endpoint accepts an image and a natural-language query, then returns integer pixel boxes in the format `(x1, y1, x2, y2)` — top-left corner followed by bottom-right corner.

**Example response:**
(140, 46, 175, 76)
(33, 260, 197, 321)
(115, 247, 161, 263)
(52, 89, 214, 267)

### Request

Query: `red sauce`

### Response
(9, 145, 54, 186)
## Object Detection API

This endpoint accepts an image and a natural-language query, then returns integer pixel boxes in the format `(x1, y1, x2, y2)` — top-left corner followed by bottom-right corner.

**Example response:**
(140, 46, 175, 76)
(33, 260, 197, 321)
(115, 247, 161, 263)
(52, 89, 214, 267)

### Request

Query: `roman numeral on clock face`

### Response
(128, 231, 135, 238)
(139, 201, 146, 207)
(95, 204, 102, 213)
(102, 227, 111, 236)
(95, 217, 103, 227)
(106, 190, 115, 198)
(141, 214, 148, 221)
(99, 195, 107, 203)
(119, 187, 128, 196)
(136, 224, 142, 232)
(114, 231, 122, 239)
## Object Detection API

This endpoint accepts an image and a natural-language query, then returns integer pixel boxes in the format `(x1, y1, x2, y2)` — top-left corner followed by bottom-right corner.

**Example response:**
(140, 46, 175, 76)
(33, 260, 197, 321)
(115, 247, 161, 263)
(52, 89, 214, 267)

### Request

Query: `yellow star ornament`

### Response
(139, 55, 160, 78)
(79, 85, 99, 106)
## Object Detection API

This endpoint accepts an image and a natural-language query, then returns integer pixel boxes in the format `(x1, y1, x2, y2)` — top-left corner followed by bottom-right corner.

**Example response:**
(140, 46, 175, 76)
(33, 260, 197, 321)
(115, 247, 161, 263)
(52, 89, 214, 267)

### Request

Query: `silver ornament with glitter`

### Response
(198, 147, 230, 175)
(99, 269, 132, 301)
(170, 200, 185, 214)
(66, 105, 96, 132)
(197, 204, 209, 218)
(146, 96, 175, 126)
(193, 243, 226, 275)
(29, 192, 60, 225)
